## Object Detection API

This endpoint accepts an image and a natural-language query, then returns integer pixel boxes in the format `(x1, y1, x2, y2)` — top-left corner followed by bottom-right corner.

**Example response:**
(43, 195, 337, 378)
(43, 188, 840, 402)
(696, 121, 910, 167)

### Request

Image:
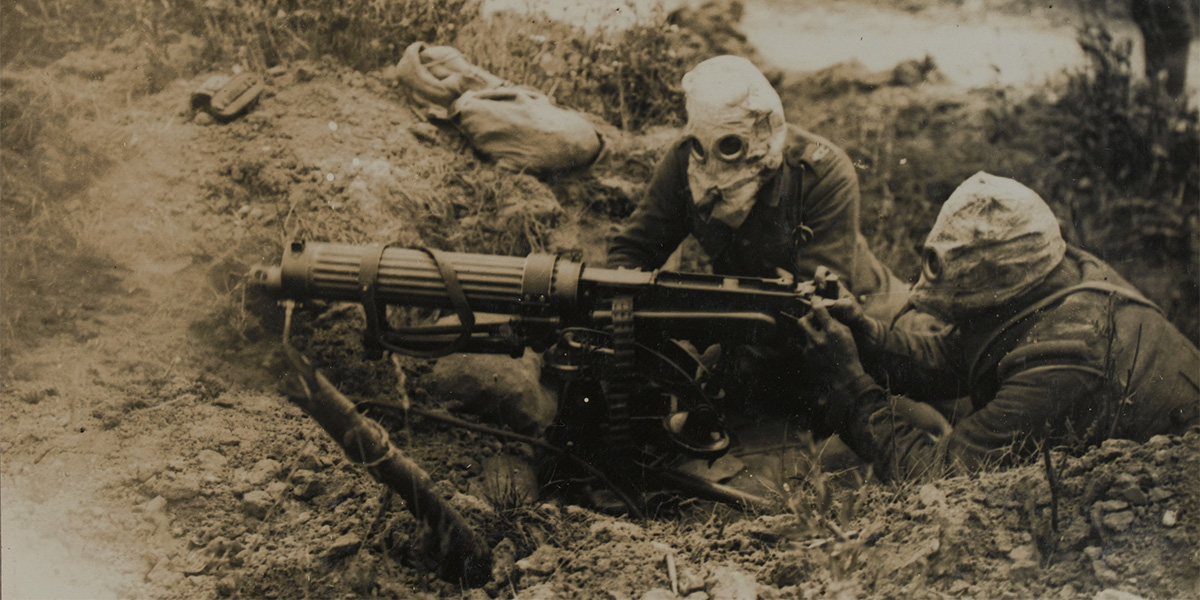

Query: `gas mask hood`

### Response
(682, 56, 786, 229)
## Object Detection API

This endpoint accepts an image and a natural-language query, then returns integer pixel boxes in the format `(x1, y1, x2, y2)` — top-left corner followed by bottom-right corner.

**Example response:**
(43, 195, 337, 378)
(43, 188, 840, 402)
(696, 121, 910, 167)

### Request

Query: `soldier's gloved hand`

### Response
(797, 304, 866, 385)
(821, 286, 885, 351)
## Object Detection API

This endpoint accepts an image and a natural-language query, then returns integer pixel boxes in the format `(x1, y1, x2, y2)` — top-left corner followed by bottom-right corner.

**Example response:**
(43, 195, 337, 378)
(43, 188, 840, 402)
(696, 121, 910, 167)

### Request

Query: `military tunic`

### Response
(826, 247, 1200, 480)
(607, 125, 907, 319)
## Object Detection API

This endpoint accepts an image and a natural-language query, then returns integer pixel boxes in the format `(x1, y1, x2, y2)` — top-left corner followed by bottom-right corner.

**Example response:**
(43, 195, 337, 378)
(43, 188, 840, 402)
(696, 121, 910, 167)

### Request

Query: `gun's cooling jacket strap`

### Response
(360, 244, 477, 358)
(360, 244, 390, 358)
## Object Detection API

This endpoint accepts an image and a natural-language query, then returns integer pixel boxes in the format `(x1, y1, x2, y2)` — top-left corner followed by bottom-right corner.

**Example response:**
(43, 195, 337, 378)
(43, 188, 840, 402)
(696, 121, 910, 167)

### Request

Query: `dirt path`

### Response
(2, 79, 240, 598)
(0, 61, 433, 597)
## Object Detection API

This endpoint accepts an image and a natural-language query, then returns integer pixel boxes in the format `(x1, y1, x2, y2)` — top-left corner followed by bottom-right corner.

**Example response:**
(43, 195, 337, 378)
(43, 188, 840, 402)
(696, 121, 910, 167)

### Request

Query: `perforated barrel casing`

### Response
(272, 241, 579, 316)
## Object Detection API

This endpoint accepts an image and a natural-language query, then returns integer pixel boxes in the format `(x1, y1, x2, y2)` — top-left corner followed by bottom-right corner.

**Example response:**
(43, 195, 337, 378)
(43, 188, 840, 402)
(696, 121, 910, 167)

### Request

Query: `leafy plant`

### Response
(1026, 26, 1199, 341)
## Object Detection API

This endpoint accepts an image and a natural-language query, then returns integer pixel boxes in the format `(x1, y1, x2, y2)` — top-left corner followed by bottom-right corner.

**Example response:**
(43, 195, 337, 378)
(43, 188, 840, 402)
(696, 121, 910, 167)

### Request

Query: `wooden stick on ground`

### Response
(275, 345, 492, 587)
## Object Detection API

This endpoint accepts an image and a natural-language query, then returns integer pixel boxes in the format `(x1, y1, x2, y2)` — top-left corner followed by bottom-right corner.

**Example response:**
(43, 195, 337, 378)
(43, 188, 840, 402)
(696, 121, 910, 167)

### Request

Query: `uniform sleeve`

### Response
(862, 321, 967, 401)
(829, 339, 1107, 481)
(606, 145, 692, 270)
(791, 148, 863, 288)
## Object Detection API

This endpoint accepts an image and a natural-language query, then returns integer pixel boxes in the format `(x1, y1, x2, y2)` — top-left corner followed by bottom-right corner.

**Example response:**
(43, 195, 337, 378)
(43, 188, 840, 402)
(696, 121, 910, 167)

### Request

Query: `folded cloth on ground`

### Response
(451, 86, 604, 174)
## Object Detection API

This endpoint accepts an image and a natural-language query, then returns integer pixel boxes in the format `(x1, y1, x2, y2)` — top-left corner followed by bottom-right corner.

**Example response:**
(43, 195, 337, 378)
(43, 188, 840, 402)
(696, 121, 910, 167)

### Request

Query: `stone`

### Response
(292, 479, 323, 500)
(215, 575, 237, 597)
(142, 495, 168, 515)
(1101, 510, 1136, 532)
(1162, 510, 1178, 527)
(241, 490, 273, 519)
(677, 565, 706, 594)
(1008, 545, 1041, 581)
(709, 565, 758, 600)
(327, 532, 361, 558)
(1109, 474, 1148, 505)
(1094, 499, 1129, 513)
(294, 445, 326, 471)
(919, 483, 947, 508)
(429, 348, 558, 435)
(1148, 487, 1174, 502)
(1008, 545, 1038, 562)
(266, 481, 290, 497)
(196, 449, 228, 471)
(516, 545, 568, 577)
(146, 555, 185, 588)
(160, 473, 204, 502)
(244, 459, 282, 485)
(1093, 589, 1148, 600)
(1091, 561, 1120, 585)
(1113, 486, 1148, 505)
(289, 468, 316, 483)
(1058, 518, 1094, 551)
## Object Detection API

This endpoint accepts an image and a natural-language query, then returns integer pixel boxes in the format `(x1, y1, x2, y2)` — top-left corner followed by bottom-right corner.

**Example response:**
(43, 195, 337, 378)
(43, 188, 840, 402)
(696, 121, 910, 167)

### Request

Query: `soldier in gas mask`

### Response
(606, 55, 917, 433)
(798, 172, 1200, 481)
(607, 55, 908, 321)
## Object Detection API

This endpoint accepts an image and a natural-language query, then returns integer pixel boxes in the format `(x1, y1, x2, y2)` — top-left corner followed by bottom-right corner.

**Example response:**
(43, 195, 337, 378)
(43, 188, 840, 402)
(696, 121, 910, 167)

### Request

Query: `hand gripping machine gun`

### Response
(249, 241, 838, 511)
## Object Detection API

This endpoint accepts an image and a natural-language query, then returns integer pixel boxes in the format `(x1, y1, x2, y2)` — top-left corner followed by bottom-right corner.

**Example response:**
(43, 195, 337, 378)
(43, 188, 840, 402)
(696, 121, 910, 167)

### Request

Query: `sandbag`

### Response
(451, 87, 604, 174)
(393, 42, 505, 119)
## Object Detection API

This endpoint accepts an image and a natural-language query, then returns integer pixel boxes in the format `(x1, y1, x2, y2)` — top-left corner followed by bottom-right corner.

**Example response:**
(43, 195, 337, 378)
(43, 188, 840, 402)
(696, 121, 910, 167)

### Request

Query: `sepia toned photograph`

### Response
(2, 0, 1197, 598)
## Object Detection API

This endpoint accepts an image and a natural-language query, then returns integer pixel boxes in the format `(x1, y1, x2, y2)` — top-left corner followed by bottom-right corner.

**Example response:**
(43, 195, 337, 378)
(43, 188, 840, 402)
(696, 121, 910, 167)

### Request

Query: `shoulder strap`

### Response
(967, 281, 1160, 384)
(782, 153, 812, 252)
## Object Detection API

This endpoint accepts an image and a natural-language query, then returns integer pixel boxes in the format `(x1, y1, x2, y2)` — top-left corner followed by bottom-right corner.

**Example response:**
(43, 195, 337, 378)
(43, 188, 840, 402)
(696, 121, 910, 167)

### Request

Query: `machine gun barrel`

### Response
(249, 241, 595, 317)
(249, 241, 831, 353)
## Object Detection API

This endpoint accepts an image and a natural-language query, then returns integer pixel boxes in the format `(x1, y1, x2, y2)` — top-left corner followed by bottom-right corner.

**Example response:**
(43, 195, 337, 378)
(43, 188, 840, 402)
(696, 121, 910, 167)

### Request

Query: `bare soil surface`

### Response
(2, 2, 1197, 600)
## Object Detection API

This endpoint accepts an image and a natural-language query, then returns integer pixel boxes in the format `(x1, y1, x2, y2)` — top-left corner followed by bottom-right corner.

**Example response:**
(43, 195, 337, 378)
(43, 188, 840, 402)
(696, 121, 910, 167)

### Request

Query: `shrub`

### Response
(1024, 26, 1199, 341)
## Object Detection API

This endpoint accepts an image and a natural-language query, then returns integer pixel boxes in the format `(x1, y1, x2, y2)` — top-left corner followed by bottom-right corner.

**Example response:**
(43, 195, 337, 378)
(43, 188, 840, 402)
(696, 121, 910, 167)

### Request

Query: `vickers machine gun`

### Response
(250, 240, 839, 584)
(251, 239, 837, 457)
(251, 241, 837, 510)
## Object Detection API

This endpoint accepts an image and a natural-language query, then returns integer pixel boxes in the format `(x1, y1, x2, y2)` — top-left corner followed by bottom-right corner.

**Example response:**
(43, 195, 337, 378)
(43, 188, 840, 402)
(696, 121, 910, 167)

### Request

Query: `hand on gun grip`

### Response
(796, 304, 866, 382)
(821, 282, 885, 350)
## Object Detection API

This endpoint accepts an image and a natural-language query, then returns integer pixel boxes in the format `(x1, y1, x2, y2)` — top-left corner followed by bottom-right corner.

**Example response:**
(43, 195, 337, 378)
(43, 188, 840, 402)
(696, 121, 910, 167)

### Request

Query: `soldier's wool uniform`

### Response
(607, 56, 920, 427)
(812, 173, 1200, 481)
(607, 125, 908, 321)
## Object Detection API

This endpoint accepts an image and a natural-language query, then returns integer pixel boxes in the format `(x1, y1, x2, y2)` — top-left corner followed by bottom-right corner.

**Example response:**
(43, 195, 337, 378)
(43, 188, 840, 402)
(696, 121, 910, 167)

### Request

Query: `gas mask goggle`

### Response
(681, 56, 787, 229)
